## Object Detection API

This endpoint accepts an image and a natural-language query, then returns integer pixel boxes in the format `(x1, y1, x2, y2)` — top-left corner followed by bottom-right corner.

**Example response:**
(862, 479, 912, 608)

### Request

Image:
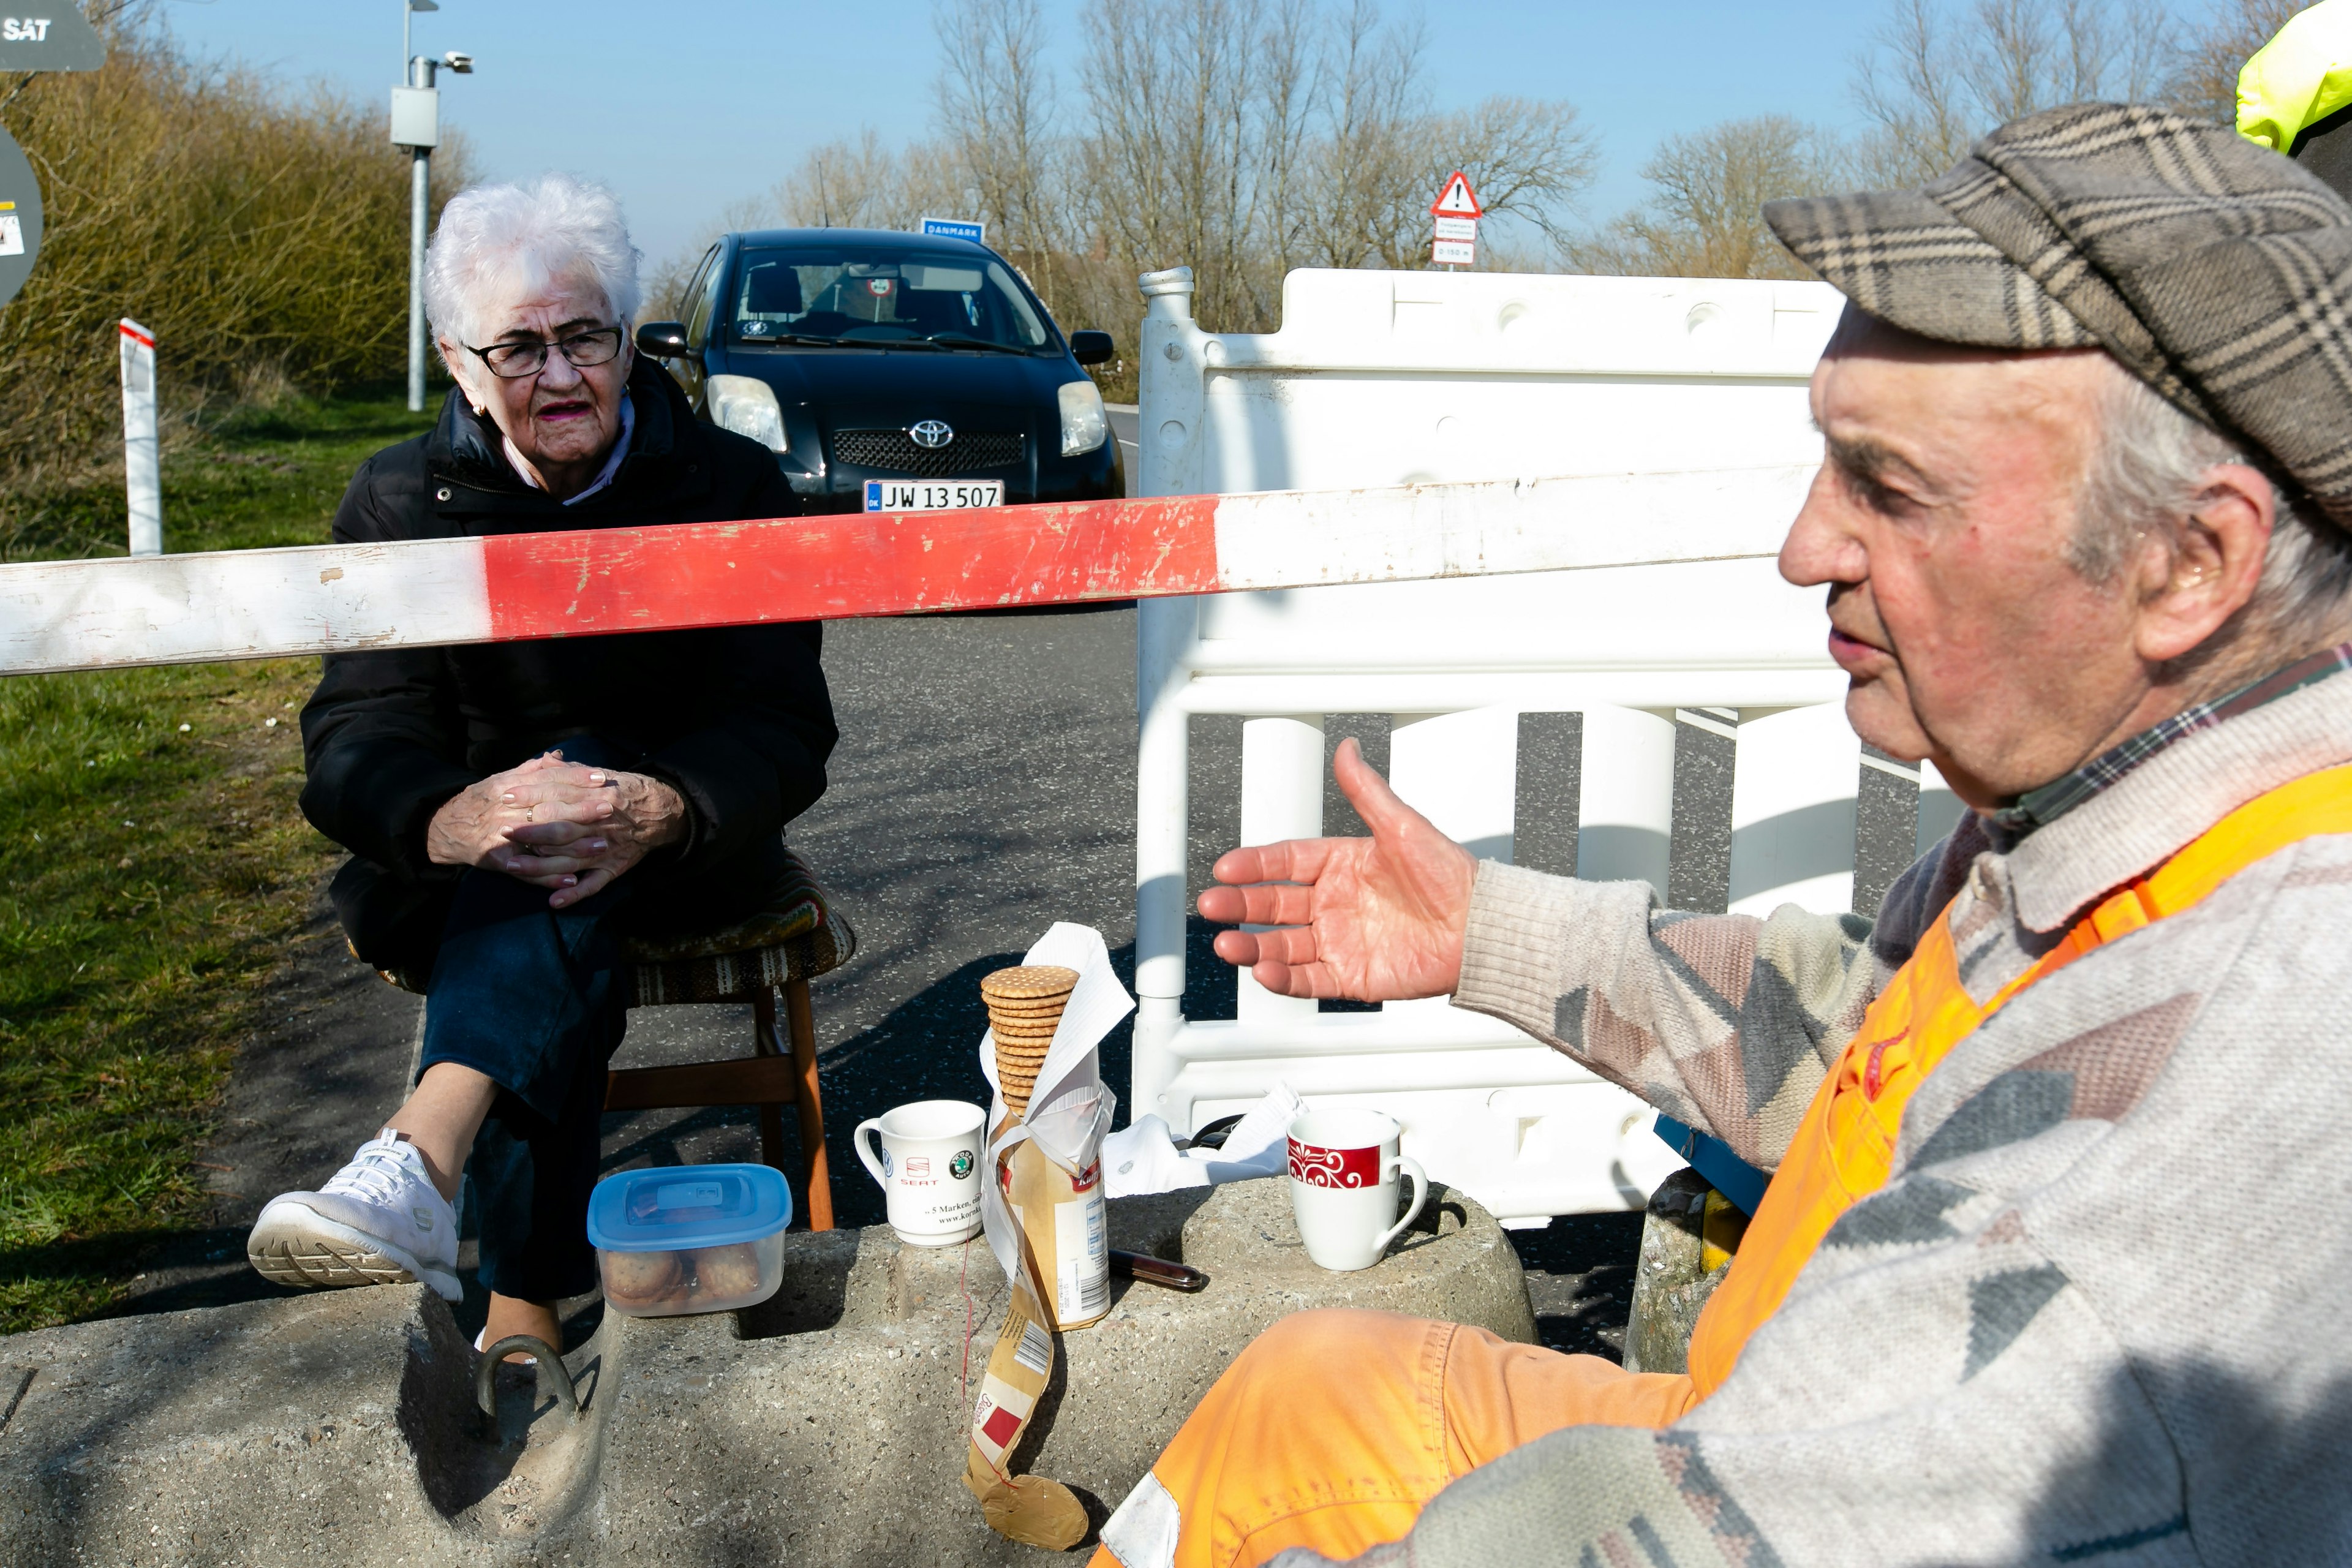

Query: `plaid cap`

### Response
(1764, 103, 2352, 526)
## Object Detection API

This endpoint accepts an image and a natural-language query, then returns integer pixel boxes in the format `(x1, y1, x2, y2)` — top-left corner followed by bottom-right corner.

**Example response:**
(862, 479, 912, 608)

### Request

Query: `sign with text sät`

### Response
(0, 126, 43, 309)
(921, 216, 986, 244)
(0, 8, 105, 69)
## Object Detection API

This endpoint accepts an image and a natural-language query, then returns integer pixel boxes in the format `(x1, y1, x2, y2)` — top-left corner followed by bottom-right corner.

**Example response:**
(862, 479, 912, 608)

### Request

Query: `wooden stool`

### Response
(375, 850, 856, 1232)
(606, 851, 854, 1231)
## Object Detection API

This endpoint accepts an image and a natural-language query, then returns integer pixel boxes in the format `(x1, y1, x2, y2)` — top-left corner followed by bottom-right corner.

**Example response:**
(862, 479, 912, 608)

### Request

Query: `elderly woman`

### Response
(244, 174, 835, 1359)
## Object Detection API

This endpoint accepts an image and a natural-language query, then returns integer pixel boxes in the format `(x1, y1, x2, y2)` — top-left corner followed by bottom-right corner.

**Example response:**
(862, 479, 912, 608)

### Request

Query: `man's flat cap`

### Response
(1765, 103, 2352, 526)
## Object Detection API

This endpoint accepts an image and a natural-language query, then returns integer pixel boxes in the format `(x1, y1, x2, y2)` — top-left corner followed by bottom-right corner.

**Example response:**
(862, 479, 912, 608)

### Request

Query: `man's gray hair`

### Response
(423, 172, 643, 360)
(2075, 358, 2352, 679)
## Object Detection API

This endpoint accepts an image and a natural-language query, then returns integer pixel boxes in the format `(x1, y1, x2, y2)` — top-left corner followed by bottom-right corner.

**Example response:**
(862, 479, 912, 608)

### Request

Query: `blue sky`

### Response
(159, 0, 2209, 268)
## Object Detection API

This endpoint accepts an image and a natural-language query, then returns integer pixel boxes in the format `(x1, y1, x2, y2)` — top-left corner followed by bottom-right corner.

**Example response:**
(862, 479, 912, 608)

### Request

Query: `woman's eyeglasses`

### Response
(465, 325, 625, 379)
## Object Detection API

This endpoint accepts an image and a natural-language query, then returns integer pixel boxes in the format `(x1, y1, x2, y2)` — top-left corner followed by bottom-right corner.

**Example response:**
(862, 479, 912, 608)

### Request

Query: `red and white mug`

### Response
(1285, 1108, 1428, 1272)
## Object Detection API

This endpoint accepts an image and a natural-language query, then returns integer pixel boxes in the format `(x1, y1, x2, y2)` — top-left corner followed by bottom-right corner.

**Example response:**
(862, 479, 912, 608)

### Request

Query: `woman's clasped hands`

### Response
(424, 750, 687, 907)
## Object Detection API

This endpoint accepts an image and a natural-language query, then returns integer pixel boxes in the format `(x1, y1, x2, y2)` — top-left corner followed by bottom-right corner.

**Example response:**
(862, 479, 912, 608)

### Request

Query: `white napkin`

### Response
(1102, 1082, 1304, 1198)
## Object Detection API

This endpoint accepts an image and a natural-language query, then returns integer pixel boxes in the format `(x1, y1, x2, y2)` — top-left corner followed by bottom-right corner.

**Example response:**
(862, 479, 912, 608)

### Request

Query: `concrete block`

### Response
(1, 1178, 1531, 1565)
(1622, 1167, 1728, 1376)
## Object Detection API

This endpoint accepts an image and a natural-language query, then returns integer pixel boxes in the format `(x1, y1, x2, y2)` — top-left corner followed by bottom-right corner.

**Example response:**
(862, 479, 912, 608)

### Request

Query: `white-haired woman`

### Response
(245, 175, 837, 1360)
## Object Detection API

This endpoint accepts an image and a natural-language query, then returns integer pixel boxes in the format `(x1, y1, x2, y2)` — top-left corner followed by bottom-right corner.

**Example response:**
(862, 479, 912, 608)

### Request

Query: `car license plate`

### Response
(864, 480, 1005, 512)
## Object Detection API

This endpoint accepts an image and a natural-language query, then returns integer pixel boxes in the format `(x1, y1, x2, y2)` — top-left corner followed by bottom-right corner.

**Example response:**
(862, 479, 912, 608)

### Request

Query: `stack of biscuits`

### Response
(982, 964, 1078, 1119)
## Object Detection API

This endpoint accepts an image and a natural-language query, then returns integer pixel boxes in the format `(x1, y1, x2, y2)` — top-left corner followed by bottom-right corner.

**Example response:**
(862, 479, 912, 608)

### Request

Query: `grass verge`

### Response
(0, 385, 431, 1335)
(2, 380, 438, 561)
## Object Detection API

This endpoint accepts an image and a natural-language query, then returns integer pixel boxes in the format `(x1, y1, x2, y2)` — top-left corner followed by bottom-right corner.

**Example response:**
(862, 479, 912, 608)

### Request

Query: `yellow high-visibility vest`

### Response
(2240, 0, 2352, 154)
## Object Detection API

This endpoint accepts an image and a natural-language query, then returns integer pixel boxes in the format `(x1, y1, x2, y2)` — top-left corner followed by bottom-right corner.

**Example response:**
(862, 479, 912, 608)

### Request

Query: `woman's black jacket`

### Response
(300, 358, 837, 971)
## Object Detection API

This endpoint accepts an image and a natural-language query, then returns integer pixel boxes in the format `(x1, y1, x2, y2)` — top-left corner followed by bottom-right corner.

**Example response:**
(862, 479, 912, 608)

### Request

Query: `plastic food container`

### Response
(586, 1163, 791, 1317)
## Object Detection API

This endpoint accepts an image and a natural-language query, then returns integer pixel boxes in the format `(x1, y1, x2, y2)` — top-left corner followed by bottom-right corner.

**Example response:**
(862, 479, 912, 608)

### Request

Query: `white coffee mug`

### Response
(1286, 1107, 1428, 1272)
(854, 1099, 986, 1246)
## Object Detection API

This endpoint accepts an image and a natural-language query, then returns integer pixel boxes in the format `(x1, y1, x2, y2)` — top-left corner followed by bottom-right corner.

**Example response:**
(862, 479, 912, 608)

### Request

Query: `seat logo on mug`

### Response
(1287, 1139, 1378, 1189)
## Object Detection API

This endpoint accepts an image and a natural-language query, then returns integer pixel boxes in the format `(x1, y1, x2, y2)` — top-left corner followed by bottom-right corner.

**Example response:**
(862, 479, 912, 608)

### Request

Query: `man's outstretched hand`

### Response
(1197, 738, 1478, 1000)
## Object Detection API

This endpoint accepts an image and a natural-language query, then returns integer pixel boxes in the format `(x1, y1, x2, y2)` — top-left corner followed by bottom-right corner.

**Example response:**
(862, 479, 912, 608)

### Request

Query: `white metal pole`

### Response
(1132, 265, 1204, 1121)
(118, 318, 160, 557)
(408, 143, 429, 412)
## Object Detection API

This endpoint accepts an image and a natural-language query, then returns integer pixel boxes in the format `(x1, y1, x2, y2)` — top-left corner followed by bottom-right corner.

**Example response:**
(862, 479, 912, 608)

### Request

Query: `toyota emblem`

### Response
(909, 419, 954, 450)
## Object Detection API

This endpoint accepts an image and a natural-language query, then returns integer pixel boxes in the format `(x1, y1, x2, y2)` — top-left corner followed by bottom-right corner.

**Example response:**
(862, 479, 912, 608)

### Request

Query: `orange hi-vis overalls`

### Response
(1092, 765, 2352, 1568)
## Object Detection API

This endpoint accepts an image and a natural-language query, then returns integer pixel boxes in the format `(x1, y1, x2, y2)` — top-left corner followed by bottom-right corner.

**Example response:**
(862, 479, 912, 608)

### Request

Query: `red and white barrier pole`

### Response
(0, 464, 1812, 677)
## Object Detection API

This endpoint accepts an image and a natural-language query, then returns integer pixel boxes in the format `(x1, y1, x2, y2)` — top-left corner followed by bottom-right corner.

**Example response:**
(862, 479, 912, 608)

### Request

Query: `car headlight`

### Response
(1059, 378, 1107, 457)
(706, 374, 788, 454)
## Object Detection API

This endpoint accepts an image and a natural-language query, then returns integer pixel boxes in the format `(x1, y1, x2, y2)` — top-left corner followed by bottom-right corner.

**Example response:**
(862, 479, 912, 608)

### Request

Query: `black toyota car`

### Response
(635, 228, 1121, 514)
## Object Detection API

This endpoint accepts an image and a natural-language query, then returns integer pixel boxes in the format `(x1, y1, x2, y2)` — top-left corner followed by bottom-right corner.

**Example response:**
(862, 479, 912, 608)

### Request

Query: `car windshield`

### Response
(727, 246, 1052, 353)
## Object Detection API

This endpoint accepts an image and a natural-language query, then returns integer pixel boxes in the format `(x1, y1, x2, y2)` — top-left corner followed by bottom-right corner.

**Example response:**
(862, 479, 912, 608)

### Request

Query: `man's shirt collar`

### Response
(1986, 642, 2352, 838)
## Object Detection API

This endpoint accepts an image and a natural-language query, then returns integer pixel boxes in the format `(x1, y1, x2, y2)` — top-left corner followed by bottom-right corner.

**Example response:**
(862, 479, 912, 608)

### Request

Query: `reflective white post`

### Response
(118, 318, 160, 557)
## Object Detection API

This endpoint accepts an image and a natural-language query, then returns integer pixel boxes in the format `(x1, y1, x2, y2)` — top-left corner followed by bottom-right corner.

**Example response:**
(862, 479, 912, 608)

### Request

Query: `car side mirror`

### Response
(1069, 330, 1115, 367)
(636, 322, 692, 360)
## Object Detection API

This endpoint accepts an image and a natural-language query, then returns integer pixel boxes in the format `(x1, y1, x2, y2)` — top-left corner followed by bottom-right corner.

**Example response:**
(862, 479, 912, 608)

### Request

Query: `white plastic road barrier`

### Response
(1130, 265, 1893, 1223)
(119, 318, 160, 557)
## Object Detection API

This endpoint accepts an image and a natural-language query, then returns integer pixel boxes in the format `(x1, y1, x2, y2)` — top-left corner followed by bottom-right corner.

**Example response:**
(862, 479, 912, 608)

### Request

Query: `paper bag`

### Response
(962, 1278, 1089, 1548)
(961, 921, 1134, 1547)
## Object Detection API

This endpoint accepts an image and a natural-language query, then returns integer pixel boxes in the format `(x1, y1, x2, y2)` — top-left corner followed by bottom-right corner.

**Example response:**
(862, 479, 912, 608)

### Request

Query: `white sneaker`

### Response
(248, 1129, 462, 1300)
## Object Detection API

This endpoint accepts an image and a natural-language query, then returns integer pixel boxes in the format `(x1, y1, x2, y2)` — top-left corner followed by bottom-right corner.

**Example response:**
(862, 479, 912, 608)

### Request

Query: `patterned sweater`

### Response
(1278, 674, 2352, 1567)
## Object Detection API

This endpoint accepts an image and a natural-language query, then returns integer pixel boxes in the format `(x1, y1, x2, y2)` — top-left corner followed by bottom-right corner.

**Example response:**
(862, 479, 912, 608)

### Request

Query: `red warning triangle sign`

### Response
(1430, 171, 1483, 219)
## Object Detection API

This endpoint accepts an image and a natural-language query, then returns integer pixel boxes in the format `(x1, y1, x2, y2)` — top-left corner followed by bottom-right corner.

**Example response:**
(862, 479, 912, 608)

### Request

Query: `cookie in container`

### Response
(586, 1163, 793, 1316)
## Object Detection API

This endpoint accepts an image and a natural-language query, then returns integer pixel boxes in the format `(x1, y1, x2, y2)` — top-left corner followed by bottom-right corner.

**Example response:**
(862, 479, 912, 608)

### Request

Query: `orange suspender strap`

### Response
(1681, 762, 2352, 1400)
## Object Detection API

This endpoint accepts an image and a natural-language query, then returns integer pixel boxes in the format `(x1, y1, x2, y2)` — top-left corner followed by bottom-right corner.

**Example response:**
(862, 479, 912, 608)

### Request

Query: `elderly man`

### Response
(244, 175, 835, 1360)
(1093, 106, 2352, 1568)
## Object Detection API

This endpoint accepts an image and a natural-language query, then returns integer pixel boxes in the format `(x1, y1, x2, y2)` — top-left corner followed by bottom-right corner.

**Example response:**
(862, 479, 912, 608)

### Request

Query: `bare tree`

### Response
(1297, 1, 1428, 269)
(1077, 0, 1264, 328)
(644, 132, 959, 320)
(1419, 97, 1597, 265)
(1566, 116, 1843, 279)
(1287, 7, 1594, 271)
(656, 0, 1599, 386)
(935, 0, 1065, 306)
(2168, 0, 2303, 126)
(777, 130, 953, 230)
(1852, 0, 2171, 185)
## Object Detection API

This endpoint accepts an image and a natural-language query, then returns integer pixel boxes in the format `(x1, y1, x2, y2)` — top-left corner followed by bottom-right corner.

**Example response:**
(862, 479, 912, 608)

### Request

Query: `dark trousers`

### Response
(413, 737, 777, 1302)
(419, 862, 634, 1301)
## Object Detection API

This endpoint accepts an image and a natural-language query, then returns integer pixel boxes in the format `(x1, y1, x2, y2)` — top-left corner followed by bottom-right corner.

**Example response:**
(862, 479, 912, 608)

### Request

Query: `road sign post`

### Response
(1429, 170, 1482, 269)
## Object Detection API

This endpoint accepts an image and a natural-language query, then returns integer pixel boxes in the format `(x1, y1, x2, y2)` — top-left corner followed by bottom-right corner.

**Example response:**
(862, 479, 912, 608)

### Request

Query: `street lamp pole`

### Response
(391, 1, 470, 413)
(407, 59, 431, 412)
